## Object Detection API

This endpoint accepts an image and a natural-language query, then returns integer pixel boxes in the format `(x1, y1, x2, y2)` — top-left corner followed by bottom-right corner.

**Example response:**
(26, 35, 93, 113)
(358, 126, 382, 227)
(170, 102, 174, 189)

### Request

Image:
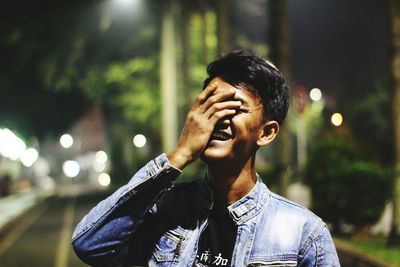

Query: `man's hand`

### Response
(167, 79, 241, 170)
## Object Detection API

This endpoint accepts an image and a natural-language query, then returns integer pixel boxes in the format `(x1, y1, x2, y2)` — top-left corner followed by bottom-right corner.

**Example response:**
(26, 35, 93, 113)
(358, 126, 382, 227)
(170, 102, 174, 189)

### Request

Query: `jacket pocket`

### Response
(152, 229, 184, 262)
(248, 254, 298, 266)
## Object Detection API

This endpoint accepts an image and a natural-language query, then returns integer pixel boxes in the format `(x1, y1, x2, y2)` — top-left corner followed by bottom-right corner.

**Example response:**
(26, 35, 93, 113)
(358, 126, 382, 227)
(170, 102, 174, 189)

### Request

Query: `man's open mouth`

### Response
(210, 131, 231, 141)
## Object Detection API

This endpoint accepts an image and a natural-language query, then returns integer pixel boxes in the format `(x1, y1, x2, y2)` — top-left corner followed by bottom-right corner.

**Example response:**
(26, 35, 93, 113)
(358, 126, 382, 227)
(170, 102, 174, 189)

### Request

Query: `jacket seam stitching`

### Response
(299, 220, 325, 257)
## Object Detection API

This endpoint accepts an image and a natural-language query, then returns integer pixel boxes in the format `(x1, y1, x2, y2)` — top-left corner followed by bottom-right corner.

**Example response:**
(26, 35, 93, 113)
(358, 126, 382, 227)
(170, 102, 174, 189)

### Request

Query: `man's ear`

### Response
(257, 120, 279, 147)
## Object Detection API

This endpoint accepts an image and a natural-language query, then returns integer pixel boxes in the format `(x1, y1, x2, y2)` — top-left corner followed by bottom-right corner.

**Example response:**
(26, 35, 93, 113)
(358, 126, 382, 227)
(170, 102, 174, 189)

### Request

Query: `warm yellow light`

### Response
(98, 173, 111, 187)
(331, 113, 343, 126)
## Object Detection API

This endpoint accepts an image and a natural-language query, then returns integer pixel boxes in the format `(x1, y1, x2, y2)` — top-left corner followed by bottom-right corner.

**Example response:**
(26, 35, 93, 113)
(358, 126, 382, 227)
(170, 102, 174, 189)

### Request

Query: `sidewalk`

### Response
(0, 183, 106, 234)
(0, 189, 51, 233)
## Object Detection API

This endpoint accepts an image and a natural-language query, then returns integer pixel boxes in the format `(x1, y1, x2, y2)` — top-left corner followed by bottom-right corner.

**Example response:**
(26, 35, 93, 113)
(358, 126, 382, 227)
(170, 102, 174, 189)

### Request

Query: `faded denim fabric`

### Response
(72, 154, 340, 266)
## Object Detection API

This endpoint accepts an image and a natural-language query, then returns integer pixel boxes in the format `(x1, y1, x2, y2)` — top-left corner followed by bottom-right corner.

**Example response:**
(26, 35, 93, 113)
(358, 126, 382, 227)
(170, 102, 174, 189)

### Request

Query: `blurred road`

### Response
(0, 189, 109, 267)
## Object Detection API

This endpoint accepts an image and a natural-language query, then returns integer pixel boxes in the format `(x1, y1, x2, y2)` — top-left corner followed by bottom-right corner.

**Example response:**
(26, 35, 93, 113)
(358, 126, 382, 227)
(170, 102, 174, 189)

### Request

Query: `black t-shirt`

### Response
(194, 206, 237, 266)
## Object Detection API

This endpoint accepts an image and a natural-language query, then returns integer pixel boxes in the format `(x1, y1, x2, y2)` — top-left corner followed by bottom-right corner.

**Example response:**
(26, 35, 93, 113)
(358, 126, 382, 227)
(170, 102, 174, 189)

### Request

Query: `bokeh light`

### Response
(113, 0, 139, 7)
(21, 148, 39, 167)
(93, 161, 106, 172)
(0, 128, 27, 160)
(95, 151, 108, 164)
(310, 88, 322, 101)
(331, 113, 343, 126)
(60, 134, 74, 148)
(63, 160, 80, 178)
(133, 134, 146, 148)
(98, 173, 111, 187)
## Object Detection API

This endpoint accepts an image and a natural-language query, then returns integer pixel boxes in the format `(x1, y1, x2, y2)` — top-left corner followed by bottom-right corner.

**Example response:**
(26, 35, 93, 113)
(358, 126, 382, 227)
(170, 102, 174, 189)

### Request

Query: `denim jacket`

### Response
(72, 154, 340, 266)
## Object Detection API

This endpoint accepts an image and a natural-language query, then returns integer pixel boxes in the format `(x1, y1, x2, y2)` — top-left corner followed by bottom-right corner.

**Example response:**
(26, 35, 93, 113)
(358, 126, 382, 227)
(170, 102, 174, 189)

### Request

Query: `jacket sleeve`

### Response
(299, 225, 341, 267)
(71, 153, 181, 266)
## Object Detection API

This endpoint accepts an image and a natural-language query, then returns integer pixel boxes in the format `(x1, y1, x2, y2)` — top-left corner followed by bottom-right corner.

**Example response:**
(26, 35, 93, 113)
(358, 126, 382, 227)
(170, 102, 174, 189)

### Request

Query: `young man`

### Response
(72, 50, 340, 266)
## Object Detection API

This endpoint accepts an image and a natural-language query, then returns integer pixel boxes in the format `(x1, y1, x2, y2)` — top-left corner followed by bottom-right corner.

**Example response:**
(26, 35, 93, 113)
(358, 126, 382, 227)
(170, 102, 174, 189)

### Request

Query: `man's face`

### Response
(201, 77, 265, 163)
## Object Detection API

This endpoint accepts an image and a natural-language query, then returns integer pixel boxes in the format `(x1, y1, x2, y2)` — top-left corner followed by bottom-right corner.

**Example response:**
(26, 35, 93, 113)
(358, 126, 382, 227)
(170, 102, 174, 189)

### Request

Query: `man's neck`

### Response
(206, 156, 257, 205)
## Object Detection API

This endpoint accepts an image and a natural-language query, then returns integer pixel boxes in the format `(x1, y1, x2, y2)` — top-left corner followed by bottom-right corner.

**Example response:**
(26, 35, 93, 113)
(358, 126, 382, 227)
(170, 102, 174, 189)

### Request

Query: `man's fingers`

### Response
(209, 109, 237, 124)
(194, 81, 219, 107)
(199, 90, 237, 113)
(204, 100, 241, 118)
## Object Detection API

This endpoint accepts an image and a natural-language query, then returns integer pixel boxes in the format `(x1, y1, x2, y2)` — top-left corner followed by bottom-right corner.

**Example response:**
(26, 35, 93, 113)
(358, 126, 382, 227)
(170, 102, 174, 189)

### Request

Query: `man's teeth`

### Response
(212, 132, 231, 141)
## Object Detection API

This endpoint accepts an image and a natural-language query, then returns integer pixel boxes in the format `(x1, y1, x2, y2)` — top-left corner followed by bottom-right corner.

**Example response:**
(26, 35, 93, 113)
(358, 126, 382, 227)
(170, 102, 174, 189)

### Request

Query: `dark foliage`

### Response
(304, 131, 391, 231)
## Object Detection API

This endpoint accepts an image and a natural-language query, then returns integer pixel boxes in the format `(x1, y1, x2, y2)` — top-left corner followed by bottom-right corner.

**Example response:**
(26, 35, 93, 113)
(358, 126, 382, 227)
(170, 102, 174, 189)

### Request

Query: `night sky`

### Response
(289, 0, 390, 108)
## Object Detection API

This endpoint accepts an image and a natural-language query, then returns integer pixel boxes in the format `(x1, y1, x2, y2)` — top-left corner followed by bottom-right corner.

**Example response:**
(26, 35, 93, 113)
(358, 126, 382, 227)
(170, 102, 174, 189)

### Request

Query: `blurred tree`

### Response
(305, 131, 390, 235)
(179, 0, 193, 114)
(176, 0, 218, 120)
(268, 0, 292, 197)
(232, 0, 268, 57)
(178, 0, 217, 112)
(217, 0, 230, 55)
(160, 0, 179, 152)
(0, 0, 93, 140)
(389, 0, 400, 247)
(343, 78, 392, 164)
(199, 1, 209, 64)
(0, 0, 167, 185)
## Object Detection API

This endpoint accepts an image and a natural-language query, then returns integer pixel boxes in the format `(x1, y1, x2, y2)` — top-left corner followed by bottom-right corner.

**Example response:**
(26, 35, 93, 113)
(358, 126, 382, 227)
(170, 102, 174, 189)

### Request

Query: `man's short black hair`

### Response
(203, 50, 290, 125)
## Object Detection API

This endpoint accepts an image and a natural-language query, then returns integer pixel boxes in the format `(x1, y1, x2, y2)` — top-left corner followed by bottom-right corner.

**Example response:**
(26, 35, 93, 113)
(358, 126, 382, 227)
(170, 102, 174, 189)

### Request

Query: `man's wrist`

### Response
(167, 147, 194, 170)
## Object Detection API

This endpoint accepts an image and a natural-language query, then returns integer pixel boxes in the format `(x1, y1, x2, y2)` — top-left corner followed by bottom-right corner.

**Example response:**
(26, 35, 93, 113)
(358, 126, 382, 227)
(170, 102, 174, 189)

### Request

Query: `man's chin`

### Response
(200, 147, 232, 163)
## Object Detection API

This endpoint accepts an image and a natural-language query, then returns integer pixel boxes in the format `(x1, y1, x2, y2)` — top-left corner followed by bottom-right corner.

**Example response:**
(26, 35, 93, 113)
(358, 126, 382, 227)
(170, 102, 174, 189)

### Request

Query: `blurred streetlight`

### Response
(0, 128, 26, 160)
(63, 160, 80, 178)
(111, 0, 141, 11)
(310, 88, 322, 101)
(93, 150, 107, 172)
(60, 134, 73, 148)
(98, 173, 111, 187)
(21, 148, 39, 167)
(95, 151, 108, 164)
(93, 161, 106, 172)
(133, 134, 146, 148)
(114, 0, 136, 5)
(331, 113, 343, 126)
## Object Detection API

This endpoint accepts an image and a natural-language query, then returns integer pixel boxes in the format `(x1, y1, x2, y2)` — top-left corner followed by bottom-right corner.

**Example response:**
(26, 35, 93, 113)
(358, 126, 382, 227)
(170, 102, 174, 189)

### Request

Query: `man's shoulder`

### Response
(252, 189, 326, 253)
(261, 190, 325, 238)
(268, 191, 319, 220)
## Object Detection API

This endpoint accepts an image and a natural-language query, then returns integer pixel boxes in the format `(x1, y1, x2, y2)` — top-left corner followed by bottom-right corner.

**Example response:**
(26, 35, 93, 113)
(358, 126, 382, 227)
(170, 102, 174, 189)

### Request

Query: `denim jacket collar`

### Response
(195, 174, 270, 225)
(227, 175, 270, 225)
